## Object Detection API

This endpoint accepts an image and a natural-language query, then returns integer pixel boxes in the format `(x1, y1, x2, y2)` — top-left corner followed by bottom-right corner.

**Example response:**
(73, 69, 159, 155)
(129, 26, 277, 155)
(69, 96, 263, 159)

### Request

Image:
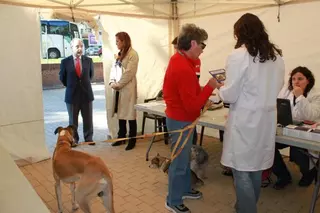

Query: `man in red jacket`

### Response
(172, 36, 201, 79)
(171, 37, 201, 146)
(163, 24, 218, 213)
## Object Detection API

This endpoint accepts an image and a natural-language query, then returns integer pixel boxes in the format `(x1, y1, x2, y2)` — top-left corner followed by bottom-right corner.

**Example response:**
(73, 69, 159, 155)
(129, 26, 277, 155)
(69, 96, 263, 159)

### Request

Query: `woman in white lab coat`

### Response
(273, 67, 320, 189)
(218, 13, 285, 213)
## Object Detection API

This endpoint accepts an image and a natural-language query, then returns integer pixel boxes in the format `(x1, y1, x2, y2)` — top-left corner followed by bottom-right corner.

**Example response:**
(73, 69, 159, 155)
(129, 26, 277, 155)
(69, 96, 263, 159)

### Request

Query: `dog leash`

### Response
(170, 102, 210, 161)
(78, 101, 212, 162)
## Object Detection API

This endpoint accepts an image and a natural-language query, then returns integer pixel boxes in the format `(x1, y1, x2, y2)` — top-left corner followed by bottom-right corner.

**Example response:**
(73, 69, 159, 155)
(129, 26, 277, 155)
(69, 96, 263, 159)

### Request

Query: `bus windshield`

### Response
(40, 19, 81, 59)
(70, 23, 80, 39)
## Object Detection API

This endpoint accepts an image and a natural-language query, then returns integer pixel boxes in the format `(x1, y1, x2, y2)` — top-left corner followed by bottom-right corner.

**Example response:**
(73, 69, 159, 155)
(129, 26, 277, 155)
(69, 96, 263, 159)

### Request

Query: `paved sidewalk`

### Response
(42, 83, 109, 153)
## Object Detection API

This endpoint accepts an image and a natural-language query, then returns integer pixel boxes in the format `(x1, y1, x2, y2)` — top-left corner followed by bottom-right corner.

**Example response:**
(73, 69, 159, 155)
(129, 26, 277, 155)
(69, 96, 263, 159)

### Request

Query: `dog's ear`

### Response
(67, 124, 77, 131)
(54, 127, 63, 135)
(67, 125, 76, 135)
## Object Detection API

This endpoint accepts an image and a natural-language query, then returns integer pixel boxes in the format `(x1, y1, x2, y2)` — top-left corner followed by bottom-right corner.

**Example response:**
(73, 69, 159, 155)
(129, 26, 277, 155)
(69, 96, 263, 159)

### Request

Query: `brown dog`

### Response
(52, 125, 115, 213)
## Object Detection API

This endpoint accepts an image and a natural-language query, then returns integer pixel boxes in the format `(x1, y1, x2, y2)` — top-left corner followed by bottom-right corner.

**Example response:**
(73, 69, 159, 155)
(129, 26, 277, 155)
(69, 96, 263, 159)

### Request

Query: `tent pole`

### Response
(169, 0, 179, 56)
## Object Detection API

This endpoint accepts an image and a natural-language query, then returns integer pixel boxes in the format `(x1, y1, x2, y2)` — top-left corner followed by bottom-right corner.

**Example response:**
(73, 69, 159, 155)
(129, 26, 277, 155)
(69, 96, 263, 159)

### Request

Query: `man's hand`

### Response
(208, 78, 217, 89)
(293, 86, 303, 98)
(208, 78, 224, 89)
(217, 82, 224, 89)
(204, 100, 214, 109)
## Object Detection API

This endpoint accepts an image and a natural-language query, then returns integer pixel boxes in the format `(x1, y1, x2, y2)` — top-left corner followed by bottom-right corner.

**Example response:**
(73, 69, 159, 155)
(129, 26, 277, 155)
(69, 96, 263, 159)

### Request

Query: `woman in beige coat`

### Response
(109, 32, 139, 151)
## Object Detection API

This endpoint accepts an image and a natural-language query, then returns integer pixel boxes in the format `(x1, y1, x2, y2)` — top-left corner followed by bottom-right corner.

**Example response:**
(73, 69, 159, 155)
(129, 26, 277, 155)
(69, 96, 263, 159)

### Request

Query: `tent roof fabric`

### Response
(0, 0, 315, 19)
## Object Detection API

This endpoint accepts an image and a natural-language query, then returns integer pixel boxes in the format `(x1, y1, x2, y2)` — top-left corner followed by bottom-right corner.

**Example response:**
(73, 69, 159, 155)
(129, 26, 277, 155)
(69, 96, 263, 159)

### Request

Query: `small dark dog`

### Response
(149, 153, 204, 187)
(190, 145, 209, 180)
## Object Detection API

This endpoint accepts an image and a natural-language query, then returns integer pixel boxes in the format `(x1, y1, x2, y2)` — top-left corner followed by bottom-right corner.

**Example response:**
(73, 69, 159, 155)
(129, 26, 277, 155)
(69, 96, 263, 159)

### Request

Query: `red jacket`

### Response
(163, 52, 213, 122)
(194, 58, 201, 77)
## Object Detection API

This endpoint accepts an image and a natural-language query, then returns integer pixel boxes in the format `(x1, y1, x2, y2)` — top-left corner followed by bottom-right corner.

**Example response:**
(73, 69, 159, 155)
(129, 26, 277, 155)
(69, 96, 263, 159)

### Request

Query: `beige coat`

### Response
(110, 48, 139, 120)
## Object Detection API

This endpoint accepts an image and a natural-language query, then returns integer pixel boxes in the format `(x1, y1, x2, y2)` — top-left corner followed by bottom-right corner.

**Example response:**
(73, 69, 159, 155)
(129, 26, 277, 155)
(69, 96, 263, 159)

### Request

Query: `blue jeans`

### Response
(232, 169, 262, 213)
(166, 117, 194, 206)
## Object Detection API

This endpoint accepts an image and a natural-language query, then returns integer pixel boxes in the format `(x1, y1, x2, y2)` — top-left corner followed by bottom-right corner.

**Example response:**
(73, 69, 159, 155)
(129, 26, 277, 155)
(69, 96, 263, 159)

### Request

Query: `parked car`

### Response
(85, 46, 101, 56)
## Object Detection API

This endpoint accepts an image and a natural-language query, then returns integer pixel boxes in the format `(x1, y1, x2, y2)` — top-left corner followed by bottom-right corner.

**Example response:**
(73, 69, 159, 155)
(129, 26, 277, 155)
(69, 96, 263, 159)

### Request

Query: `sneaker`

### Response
(165, 202, 190, 213)
(182, 189, 202, 200)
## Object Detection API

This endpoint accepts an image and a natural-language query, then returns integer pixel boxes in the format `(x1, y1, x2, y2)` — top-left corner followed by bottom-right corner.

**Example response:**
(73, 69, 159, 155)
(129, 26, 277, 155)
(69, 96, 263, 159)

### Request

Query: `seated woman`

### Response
(273, 66, 320, 189)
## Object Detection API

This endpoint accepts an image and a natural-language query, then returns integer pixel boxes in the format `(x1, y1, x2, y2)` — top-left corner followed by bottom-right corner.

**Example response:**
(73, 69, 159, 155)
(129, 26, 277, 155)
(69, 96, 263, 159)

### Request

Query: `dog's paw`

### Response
(72, 204, 79, 211)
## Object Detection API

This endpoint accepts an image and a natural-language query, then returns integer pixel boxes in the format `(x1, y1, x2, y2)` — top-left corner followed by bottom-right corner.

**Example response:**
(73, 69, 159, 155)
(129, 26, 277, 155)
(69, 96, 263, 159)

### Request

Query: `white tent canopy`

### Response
(0, 0, 315, 19)
(0, 0, 319, 164)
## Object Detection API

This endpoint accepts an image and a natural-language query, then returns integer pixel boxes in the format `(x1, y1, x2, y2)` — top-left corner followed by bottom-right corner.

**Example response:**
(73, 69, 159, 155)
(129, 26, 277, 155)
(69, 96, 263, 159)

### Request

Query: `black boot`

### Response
(125, 120, 137, 151)
(273, 178, 292, 190)
(111, 140, 125, 146)
(290, 146, 317, 187)
(299, 167, 317, 187)
(272, 143, 292, 190)
(112, 120, 127, 146)
(125, 138, 136, 151)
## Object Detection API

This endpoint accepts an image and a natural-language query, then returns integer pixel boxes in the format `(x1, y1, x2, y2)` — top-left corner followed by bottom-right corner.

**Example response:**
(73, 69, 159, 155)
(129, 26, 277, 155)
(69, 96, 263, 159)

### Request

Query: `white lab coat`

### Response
(219, 47, 285, 171)
(278, 86, 320, 167)
(277, 86, 320, 122)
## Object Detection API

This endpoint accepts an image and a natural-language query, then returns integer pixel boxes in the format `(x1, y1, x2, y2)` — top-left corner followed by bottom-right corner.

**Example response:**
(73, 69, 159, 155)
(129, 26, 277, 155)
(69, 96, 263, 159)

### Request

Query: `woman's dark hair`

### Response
(234, 13, 282, 63)
(115, 32, 132, 62)
(288, 66, 315, 97)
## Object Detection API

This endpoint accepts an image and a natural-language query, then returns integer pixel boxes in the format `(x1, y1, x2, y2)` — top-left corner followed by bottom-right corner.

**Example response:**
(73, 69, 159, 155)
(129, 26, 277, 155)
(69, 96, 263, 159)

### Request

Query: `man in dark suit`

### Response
(59, 38, 94, 145)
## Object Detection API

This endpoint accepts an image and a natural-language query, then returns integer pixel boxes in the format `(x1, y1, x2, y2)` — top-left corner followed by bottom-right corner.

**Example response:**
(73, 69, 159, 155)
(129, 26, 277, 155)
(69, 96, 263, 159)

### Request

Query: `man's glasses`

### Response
(200, 42, 206, 50)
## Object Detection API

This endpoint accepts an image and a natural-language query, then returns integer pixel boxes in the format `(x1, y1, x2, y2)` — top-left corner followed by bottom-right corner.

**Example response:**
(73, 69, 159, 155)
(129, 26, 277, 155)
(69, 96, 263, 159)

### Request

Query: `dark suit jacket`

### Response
(59, 55, 94, 104)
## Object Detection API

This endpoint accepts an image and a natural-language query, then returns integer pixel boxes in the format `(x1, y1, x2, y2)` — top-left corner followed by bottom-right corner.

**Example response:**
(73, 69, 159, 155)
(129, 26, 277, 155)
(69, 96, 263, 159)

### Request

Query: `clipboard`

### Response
(209, 69, 226, 83)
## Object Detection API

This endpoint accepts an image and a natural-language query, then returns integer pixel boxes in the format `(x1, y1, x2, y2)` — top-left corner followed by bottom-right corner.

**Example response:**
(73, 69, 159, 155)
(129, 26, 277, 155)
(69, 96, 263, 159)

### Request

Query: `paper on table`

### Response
(209, 95, 220, 103)
(141, 101, 166, 108)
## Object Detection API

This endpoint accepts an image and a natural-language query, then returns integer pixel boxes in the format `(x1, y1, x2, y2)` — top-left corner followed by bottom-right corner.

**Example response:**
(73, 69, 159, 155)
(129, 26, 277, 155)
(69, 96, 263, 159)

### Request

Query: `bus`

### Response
(41, 19, 82, 59)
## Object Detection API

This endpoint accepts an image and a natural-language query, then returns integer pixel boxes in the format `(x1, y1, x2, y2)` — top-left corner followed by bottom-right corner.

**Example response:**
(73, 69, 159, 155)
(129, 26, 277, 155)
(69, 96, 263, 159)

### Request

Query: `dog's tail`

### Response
(96, 157, 115, 213)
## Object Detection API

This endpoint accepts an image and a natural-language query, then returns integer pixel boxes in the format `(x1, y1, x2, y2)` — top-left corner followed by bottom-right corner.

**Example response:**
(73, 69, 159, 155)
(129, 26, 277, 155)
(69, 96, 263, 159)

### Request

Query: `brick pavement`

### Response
(19, 85, 320, 212)
(20, 137, 319, 213)
(42, 83, 109, 153)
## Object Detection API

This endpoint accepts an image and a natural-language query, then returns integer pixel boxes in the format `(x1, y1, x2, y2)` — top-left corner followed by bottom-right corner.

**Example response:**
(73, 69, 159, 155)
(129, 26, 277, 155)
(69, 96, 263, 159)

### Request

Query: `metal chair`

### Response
(142, 90, 169, 161)
(141, 90, 165, 136)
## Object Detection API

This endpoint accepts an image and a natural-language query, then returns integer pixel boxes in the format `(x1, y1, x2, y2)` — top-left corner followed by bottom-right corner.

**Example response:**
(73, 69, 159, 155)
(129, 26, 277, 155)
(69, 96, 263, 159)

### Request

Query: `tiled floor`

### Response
(20, 137, 320, 213)
(19, 85, 320, 213)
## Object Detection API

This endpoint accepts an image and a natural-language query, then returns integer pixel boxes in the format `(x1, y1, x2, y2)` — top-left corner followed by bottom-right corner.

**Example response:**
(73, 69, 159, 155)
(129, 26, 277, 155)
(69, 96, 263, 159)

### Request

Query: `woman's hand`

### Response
(293, 86, 303, 98)
(110, 82, 119, 90)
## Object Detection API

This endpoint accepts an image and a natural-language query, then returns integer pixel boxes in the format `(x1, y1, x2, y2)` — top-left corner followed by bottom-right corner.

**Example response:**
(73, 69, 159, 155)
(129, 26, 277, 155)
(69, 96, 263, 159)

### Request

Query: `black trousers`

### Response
(66, 101, 93, 143)
(115, 91, 120, 113)
(118, 119, 137, 142)
(114, 91, 137, 142)
(272, 143, 310, 180)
